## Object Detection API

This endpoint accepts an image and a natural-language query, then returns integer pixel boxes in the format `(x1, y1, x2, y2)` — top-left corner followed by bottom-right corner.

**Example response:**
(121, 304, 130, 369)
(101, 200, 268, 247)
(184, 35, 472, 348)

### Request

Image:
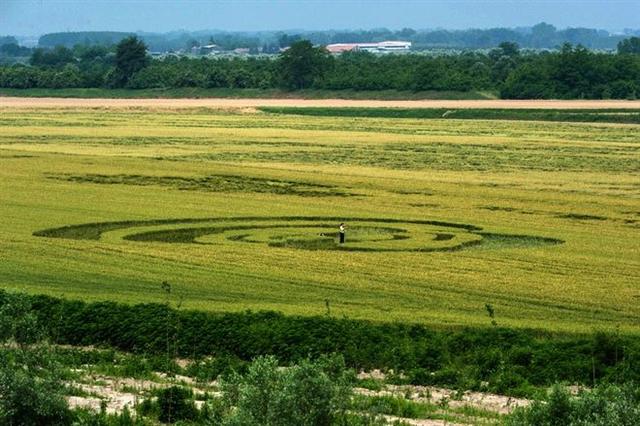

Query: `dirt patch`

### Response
(379, 415, 464, 426)
(67, 382, 138, 415)
(66, 373, 217, 415)
(3, 96, 640, 109)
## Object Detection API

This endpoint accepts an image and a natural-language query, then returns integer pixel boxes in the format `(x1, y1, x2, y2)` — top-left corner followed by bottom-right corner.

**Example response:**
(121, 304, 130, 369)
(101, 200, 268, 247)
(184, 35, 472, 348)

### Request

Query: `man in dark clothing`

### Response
(339, 223, 345, 244)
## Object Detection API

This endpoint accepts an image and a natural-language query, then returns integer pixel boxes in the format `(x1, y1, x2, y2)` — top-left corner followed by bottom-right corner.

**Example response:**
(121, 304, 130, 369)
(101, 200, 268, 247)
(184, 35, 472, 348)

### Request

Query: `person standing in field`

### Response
(339, 223, 346, 244)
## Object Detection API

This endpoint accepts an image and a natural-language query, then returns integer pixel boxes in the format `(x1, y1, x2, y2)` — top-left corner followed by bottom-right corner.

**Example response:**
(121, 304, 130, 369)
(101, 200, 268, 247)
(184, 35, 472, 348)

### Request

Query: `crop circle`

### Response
(34, 216, 563, 253)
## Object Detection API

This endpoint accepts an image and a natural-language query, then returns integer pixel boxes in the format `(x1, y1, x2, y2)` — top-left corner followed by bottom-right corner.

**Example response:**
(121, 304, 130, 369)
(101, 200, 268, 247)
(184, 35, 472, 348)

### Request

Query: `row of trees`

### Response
(1, 37, 640, 98)
(34, 23, 640, 51)
(301, 23, 638, 50)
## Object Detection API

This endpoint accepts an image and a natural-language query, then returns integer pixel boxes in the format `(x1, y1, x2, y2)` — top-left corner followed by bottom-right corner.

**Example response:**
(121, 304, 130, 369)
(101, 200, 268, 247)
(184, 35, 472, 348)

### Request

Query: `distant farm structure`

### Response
(325, 41, 411, 54)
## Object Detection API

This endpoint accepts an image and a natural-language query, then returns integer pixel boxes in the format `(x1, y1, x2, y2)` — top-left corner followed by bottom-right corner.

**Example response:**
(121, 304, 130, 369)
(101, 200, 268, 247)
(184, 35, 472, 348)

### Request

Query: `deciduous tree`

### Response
(114, 36, 149, 87)
(278, 40, 332, 90)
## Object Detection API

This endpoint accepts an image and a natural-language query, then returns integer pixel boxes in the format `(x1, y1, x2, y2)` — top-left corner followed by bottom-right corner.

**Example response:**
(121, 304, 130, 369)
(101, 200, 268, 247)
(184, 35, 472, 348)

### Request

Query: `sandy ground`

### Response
(355, 385, 530, 415)
(65, 368, 529, 421)
(2, 96, 640, 109)
(66, 373, 217, 415)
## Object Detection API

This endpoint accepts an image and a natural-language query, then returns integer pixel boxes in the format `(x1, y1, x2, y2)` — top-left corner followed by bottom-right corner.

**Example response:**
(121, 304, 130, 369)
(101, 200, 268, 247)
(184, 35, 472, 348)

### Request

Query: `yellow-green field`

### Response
(1, 107, 638, 333)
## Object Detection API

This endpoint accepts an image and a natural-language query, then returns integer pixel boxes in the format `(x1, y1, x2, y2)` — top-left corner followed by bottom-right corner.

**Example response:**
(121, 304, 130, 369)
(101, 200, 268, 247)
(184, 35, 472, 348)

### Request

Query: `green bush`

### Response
(157, 386, 198, 423)
(0, 293, 71, 425)
(0, 352, 72, 426)
(0, 291, 44, 345)
(352, 395, 434, 419)
(220, 354, 353, 426)
(185, 354, 248, 382)
(507, 383, 640, 426)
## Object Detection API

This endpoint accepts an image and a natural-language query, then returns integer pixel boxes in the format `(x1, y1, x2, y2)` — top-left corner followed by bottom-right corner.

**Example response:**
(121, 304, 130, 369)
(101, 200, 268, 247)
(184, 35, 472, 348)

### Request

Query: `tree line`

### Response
(31, 23, 640, 51)
(1, 36, 639, 99)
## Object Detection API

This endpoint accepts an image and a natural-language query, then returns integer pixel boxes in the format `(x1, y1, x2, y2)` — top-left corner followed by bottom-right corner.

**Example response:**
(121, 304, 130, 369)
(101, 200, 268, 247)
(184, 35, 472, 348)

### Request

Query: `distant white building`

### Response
(200, 44, 221, 55)
(325, 41, 411, 54)
(325, 43, 358, 54)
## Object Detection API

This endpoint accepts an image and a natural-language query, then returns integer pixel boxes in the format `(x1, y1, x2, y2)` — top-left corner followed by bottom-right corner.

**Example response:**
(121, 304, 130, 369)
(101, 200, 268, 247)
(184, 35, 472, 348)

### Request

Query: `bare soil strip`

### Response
(355, 385, 530, 415)
(2, 96, 640, 109)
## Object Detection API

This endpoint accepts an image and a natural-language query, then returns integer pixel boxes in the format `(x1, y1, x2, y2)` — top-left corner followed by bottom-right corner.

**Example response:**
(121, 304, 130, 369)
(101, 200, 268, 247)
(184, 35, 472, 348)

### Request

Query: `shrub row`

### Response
(1, 290, 638, 396)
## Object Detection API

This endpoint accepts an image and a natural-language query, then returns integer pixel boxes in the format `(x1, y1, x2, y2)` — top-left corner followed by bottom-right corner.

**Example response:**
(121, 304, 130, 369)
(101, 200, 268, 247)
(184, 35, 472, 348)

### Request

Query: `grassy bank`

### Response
(0, 87, 496, 100)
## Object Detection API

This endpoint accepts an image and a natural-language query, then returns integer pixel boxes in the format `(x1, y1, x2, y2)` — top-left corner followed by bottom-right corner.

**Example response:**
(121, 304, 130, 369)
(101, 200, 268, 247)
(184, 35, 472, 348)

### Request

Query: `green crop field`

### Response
(1, 106, 638, 334)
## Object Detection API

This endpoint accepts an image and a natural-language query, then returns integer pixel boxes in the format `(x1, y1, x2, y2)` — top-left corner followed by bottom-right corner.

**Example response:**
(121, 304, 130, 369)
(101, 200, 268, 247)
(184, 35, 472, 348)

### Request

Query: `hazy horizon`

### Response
(2, 0, 640, 37)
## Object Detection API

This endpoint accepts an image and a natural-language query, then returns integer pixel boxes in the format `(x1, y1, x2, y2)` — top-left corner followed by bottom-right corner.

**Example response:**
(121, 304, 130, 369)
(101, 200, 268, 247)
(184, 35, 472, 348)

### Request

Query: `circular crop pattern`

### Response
(33, 216, 563, 253)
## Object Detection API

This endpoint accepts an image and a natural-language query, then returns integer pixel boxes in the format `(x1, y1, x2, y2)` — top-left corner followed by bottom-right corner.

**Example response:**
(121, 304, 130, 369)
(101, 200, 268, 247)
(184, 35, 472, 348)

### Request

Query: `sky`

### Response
(2, 0, 639, 36)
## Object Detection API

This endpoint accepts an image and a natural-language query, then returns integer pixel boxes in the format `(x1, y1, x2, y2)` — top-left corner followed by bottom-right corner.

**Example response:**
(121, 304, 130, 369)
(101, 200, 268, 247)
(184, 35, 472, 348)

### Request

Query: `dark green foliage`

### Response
(618, 37, 640, 55)
(30, 46, 75, 67)
(1, 290, 638, 398)
(0, 291, 44, 345)
(113, 36, 149, 87)
(185, 354, 248, 382)
(45, 345, 174, 380)
(485, 303, 497, 327)
(132, 355, 354, 424)
(0, 293, 71, 425)
(220, 355, 353, 426)
(278, 40, 333, 90)
(157, 386, 198, 423)
(507, 383, 640, 425)
(38, 32, 135, 49)
(502, 44, 640, 99)
(0, 349, 72, 426)
(73, 405, 149, 425)
(0, 43, 31, 57)
(3, 42, 640, 98)
(352, 395, 436, 419)
(0, 36, 18, 46)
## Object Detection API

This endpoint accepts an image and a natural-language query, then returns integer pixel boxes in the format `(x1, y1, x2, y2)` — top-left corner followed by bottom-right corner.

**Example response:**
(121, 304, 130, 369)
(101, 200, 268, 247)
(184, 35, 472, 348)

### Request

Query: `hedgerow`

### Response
(0, 290, 637, 397)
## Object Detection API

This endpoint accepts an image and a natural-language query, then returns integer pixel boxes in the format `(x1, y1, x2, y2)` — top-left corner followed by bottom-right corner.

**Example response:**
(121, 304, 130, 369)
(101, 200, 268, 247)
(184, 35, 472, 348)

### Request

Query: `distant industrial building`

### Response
(198, 44, 221, 55)
(325, 41, 411, 54)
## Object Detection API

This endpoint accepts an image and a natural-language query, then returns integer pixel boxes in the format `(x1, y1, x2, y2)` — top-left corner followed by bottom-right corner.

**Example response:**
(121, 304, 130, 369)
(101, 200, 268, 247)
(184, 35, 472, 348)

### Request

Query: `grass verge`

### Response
(261, 106, 640, 123)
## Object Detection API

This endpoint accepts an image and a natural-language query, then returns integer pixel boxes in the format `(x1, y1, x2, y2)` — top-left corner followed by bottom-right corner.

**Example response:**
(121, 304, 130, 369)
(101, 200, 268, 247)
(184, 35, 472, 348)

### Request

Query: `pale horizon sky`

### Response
(2, 0, 639, 37)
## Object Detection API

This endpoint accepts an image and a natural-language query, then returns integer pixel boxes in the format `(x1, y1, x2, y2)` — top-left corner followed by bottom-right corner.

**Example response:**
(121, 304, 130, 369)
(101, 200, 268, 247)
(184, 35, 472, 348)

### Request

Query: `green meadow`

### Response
(1, 107, 638, 334)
